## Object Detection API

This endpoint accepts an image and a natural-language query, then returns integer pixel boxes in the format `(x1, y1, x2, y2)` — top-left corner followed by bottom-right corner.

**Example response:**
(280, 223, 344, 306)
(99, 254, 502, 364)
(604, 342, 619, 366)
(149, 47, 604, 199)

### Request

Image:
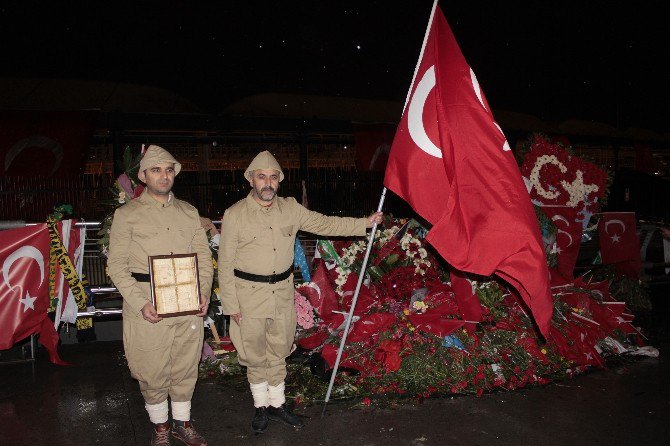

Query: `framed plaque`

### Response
(148, 253, 201, 317)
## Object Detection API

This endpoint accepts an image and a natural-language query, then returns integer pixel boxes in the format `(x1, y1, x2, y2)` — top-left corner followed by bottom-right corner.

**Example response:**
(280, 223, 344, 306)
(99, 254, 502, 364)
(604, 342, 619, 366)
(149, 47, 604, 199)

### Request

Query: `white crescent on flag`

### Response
(2, 245, 45, 291)
(552, 215, 574, 248)
(605, 219, 626, 234)
(407, 65, 442, 159)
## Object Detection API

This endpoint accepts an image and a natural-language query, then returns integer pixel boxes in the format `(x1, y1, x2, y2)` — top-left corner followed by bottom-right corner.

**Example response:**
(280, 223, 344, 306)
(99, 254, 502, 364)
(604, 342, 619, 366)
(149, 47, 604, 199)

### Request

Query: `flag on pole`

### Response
(383, 4, 553, 336)
(0, 224, 67, 364)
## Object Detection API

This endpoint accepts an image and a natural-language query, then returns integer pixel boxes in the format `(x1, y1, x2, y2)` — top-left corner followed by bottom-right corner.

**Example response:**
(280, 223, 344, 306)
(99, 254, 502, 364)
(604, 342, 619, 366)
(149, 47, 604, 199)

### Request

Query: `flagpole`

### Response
(321, 0, 439, 417)
(402, 0, 439, 111)
(321, 188, 386, 416)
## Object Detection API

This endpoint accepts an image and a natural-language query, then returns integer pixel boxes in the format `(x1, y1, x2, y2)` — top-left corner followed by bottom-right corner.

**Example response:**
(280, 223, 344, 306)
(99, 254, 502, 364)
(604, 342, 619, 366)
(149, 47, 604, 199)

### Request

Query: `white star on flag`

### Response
(19, 290, 37, 311)
(611, 234, 620, 243)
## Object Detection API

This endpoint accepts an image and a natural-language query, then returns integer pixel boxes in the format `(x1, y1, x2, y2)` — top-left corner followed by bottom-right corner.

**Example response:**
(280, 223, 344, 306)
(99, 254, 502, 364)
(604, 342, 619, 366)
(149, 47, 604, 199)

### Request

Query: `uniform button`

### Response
(273, 248, 276, 251)
(269, 226, 273, 229)
(191, 324, 196, 330)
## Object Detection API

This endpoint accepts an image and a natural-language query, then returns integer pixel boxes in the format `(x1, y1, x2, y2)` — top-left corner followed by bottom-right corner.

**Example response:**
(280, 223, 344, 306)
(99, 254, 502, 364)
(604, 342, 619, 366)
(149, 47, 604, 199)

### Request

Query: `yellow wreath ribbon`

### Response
(46, 216, 92, 330)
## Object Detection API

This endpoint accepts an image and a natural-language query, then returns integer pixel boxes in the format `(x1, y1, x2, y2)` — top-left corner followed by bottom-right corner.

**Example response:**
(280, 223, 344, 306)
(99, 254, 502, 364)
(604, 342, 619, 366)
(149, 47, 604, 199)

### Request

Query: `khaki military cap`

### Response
(245, 150, 284, 182)
(139, 145, 182, 176)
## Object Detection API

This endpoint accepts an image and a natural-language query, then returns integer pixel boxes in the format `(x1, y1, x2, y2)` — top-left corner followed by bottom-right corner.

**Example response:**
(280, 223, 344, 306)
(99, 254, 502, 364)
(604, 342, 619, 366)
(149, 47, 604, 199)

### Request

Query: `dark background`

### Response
(1, 0, 666, 132)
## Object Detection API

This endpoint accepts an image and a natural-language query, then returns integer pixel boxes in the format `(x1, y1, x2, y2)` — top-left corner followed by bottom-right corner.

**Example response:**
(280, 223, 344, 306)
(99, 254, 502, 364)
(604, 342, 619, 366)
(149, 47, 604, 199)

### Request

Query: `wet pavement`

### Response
(1, 336, 668, 446)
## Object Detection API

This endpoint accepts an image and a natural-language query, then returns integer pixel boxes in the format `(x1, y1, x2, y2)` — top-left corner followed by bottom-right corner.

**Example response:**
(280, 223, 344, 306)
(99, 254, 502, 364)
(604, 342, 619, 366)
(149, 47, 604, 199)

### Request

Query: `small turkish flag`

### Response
(297, 259, 339, 323)
(542, 206, 583, 280)
(599, 212, 640, 278)
(0, 224, 67, 364)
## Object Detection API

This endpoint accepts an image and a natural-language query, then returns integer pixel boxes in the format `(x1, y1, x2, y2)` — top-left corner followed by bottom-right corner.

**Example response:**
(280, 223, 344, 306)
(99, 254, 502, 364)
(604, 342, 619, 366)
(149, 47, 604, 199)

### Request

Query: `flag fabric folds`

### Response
(0, 224, 67, 364)
(541, 206, 583, 282)
(383, 5, 553, 336)
(598, 212, 641, 278)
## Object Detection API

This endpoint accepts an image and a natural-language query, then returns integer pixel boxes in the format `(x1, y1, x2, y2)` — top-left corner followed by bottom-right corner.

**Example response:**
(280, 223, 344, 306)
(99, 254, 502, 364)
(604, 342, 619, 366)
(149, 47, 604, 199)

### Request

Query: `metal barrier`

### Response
(76, 222, 318, 320)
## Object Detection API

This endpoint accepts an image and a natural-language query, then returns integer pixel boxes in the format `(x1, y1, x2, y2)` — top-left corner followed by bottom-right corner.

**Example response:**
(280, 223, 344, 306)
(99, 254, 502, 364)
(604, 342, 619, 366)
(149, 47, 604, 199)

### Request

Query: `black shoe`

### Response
(252, 407, 269, 433)
(267, 404, 304, 428)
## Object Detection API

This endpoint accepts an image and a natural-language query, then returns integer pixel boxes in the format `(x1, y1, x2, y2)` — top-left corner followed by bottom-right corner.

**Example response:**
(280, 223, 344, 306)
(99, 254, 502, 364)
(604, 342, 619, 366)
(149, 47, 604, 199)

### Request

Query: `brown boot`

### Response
(171, 420, 207, 446)
(150, 422, 171, 446)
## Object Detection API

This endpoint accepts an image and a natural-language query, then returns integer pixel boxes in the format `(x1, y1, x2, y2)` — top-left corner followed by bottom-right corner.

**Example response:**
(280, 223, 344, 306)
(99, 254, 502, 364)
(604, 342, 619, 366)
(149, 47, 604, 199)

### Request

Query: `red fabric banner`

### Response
(542, 206, 583, 281)
(449, 268, 482, 333)
(383, 6, 553, 336)
(0, 111, 95, 177)
(0, 224, 67, 364)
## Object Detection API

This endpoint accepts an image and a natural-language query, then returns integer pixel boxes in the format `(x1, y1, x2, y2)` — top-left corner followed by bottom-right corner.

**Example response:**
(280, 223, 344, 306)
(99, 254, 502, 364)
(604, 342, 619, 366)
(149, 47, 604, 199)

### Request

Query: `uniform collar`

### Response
(138, 189, 175, 207)
(245, 191, 282, 213)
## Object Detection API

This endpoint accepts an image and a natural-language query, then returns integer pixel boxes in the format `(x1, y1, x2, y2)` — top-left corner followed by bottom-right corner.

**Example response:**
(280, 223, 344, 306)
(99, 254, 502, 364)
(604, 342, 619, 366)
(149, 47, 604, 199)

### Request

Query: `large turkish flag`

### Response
(383, 4, 553, 336)
(0, 224, 67, 364)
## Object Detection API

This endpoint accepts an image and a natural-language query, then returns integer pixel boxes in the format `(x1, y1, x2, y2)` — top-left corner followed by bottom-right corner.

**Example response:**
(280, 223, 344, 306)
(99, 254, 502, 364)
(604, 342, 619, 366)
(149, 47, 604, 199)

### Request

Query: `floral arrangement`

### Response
(294, 289, 315, 329)
(203, 217, 648, 407)
(520, 134, 610, 224)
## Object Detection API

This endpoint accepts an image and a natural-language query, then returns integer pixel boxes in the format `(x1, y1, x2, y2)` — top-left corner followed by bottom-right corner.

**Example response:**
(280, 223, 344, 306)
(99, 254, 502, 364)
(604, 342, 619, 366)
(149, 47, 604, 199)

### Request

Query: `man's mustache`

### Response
(261, 186, 275, 192)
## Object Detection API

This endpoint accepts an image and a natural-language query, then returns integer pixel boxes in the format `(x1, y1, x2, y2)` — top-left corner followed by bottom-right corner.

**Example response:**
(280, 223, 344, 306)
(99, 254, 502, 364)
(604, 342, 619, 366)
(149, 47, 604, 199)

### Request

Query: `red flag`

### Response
(340, 272, 375, 316)
(542, 206, 583, 280)
(407, 312, 465, 337)
(599, 212, 639, 264)
(0, 224, 67, 364)
(297, 259, 339, 323)
(383, 5, 553, 336)
(0, 111, 95, 177)
(449, 269, 482, 333)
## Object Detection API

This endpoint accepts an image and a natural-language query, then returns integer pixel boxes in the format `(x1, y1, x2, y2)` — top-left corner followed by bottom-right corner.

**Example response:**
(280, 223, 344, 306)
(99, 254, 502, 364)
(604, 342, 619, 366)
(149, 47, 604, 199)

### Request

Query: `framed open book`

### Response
(148, 253, 201, 317)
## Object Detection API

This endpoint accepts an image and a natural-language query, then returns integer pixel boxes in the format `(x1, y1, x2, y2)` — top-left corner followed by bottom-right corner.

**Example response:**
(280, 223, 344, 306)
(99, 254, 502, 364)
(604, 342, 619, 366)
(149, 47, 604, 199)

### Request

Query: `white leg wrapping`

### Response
(268, 382, 286, 408)
(171, 400, 191, 422)
(145, 400, 169, 424)
(250, 381, 269, 408)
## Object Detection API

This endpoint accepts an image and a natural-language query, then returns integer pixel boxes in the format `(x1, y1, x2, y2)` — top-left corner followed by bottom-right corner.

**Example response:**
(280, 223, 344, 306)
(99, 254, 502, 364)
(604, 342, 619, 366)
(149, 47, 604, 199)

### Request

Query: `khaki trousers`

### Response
(229, 307, 297, 386)
(123, 317, 204, 405)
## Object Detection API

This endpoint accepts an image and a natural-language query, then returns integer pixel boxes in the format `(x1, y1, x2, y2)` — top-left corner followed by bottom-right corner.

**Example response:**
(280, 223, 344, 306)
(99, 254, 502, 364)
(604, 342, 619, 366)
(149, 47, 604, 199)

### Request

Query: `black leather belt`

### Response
(131, 272, 151, 282)
(233, 266, 293, 284)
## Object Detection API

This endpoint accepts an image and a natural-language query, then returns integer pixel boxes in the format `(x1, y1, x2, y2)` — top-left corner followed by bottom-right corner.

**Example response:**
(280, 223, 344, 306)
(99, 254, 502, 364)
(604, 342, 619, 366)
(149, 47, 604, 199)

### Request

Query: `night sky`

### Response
(1, 0, 666, 132)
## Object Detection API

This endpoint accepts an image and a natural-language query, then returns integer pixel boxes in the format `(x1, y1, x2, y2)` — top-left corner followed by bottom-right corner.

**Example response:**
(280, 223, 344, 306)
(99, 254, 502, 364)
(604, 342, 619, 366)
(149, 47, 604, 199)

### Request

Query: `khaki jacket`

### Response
(107, 190, 213, 324)
(218, 193, 367, 317)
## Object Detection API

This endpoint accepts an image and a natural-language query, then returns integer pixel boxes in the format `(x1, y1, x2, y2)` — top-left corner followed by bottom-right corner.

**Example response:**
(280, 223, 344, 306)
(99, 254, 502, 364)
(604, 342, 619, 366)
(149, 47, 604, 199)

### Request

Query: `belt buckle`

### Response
(268, 274, 277, 284)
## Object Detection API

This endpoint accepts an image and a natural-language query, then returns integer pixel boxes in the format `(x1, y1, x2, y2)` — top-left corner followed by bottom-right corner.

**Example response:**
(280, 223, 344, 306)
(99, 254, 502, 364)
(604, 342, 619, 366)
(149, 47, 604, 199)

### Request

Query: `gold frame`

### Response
(148, 253, 201, 317)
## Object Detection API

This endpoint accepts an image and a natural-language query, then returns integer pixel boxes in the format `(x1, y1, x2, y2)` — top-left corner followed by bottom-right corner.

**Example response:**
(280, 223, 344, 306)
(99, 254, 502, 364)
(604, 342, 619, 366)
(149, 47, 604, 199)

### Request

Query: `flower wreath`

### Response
(520, 134, 609, 224)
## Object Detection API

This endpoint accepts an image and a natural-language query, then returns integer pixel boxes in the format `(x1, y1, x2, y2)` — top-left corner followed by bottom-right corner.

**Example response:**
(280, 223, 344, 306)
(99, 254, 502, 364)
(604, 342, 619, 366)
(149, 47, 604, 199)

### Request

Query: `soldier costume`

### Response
(218, 150, 381, 433)
(108, 145, 213, 446)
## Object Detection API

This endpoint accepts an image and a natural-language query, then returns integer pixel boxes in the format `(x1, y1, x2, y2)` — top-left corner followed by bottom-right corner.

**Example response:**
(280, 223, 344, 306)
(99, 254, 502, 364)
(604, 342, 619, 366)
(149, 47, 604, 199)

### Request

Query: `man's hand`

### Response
(196, 294, 210, 317)
(141, 302, 162, 323)
(366, 211, 384, 228)
(230, 313, 242, 325)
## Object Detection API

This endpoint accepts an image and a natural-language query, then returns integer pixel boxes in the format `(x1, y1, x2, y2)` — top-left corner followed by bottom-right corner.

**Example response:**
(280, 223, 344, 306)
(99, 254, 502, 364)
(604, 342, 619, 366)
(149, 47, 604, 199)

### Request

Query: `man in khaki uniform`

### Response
(108, 145, 213, 446)
(218, 150, 382, 433)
